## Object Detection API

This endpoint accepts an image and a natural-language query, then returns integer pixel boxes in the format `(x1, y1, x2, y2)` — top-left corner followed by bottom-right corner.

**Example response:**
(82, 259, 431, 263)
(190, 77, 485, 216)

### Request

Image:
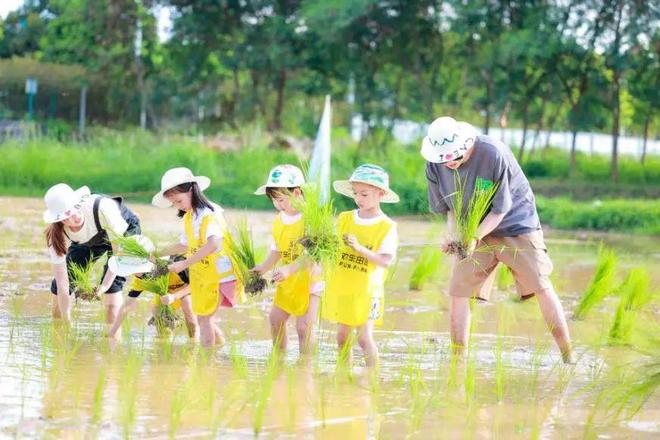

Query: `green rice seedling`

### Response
(445, 172, 499, 260)
(252, 349, 280, 435)
(136, 274, 182, 333)
(69, 259, 99, 301)
(228, 340, 249, 380)
(496, 264, 514, 291)
(111, 233, 169, 278)
(608, 268, 652, 345)
(572, 245, 617, 320)
(119, 349, 143, 438)
(291, 182, 341, 270)
(286, 364, 297, 433)
(408, 247, 442, 291)
(91, 367, 106, 424)
(225, 217, 268, 296)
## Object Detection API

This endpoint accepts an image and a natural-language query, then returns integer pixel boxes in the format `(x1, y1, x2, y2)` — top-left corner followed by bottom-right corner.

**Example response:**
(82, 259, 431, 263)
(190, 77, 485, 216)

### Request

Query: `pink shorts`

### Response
(219, 280, 239, 308)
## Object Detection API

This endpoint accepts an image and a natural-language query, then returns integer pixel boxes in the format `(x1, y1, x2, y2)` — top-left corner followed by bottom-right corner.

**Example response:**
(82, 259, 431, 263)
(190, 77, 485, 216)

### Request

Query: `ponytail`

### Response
(45, 222, 67, 256)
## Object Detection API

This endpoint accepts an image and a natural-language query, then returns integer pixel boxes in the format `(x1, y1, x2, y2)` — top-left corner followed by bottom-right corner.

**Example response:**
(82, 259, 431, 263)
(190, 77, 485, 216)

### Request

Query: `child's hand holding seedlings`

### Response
(343, 234, 363, 252)
(272, 263, 297, 283)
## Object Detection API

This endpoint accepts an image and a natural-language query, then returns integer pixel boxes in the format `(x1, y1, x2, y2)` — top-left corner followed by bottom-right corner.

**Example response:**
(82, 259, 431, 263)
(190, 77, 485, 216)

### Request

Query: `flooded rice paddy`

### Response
(0, 197, 658, 438)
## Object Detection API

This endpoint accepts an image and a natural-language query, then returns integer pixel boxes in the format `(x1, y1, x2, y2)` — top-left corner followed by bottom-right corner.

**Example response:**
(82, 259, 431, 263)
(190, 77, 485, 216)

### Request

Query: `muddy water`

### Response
(1, 197, 658, 438)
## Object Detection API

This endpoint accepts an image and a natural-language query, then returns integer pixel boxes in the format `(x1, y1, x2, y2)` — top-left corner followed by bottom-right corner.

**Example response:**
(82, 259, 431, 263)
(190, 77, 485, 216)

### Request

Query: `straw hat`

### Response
(152, 167, 210, 208)
(254, 164, 306, 195)
(43, 183, 91, 224)
(333, 164, 399, 203)
(107, 235, 156, 277)
(420, 116, 478, 164)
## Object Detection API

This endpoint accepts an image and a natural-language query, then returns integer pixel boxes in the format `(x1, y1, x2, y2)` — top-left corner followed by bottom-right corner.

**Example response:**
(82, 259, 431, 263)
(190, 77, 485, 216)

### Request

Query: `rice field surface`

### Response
(1, 197, 659, 438)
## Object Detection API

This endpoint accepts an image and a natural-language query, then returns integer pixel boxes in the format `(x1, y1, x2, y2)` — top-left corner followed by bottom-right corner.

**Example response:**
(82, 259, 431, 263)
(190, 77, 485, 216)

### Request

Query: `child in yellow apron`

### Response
(252, 165, 323, 355)
(152, 167, 243, 348)
(323, 164, 399, 368)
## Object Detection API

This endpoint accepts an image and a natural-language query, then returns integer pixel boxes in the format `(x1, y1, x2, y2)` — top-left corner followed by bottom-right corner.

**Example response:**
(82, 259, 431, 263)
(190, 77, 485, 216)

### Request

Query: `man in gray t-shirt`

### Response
(422, 116, 574, 363)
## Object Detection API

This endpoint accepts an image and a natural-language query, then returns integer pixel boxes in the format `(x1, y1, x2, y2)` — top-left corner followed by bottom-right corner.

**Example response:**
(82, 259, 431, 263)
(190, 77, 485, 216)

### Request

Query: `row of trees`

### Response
(0, 0, 658, 180)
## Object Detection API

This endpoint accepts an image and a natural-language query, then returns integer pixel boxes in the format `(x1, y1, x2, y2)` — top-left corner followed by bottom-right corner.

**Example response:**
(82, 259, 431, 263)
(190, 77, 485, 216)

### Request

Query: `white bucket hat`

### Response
(108, 235, 156, 277)
(152, 167, 211, 208)
(43, 183, 91, 224)
(254, 164, 305, 195)
(333, 164, 399, 203)
(421, 116, 479, 164)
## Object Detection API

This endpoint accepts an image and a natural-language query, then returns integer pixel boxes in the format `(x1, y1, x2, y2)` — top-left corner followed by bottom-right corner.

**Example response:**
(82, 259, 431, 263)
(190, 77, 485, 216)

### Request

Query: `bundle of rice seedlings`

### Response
(291, 182, 341, 269)
(111, 234, 168, 278)
(70, 259, 100, 301)
(572, 245, 617, 320)
(409, 246, 442, 290)
(496, 264, 515, 291)
(445, 172, 499, 260)
(608, 268, 652, 345)
(135, 274, 181, 331)
(225, 218, 267, 296)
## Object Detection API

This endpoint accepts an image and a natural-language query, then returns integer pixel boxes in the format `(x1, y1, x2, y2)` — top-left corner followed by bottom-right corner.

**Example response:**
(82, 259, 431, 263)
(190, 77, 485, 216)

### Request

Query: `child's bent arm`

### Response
(160, 243, 188, 257)
(169, 284, 191, 300)
(178, 235, 222, 269)
(97, 269, 117, 294)
(476, 212, 506, 240)
(354, 247, 394, 268)
(254, 249, 281, 274)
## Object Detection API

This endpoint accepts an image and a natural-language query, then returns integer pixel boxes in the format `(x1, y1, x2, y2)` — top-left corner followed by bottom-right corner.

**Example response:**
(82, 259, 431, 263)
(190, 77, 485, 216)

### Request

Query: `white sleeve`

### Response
(99, 198, 128, 236)
(377, 224, 398, 256)
(48, 246, 66, 264)
(180, 231, 188, 246)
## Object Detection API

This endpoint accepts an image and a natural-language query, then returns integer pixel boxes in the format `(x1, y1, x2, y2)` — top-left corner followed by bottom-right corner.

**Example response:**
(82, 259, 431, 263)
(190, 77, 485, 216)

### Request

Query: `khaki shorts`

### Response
(448, 230, 554, 301)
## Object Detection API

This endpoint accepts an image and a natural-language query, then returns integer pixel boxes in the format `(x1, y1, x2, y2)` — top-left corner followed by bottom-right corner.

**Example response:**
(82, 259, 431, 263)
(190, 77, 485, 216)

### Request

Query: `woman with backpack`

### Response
(43, 183, 141, 325)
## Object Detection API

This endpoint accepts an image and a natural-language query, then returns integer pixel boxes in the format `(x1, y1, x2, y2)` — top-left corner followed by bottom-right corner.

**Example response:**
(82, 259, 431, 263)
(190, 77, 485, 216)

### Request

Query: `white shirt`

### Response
(179, 203, 235, 282)
(48, 194, 129, 264)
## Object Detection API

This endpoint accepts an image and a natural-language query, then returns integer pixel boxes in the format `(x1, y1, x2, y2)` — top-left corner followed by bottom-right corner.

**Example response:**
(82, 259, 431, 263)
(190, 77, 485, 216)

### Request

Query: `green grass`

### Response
(1, 132, 659, 233)
(408, 246, 442, 290)
(572, 245, 618, 320)
(293, 182, 341, 270)
(608, 268, 652, 345)
(496, 265, 515, 291)
(446, 172, 500, 259)
(225, 217, 267, 296)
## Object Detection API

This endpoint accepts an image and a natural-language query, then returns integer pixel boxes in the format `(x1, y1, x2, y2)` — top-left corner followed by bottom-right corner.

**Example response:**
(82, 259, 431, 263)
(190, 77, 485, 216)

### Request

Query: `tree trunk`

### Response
(271, 67, 287, 131)
(641, 115, 650, 165)
(570, 128, 578, 176)
(518, 100, 529, 163)
(531, 95, 547, 157)
(610, 70, 620, 183)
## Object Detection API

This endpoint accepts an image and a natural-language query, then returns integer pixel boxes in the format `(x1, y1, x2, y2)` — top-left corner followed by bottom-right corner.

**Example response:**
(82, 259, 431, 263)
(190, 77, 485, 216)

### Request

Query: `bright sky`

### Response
(0, 0, 23, 19)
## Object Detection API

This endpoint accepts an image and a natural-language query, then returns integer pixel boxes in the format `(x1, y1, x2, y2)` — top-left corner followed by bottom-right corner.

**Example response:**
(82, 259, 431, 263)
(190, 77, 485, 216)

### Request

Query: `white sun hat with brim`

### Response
(152, 167, 211, 208)
(108, 235, 157, 277)
(333, 164, 399, 203)
(43, 183, 91, 224)
(254, 164, 306, 195)
(420, 116, 479, 164)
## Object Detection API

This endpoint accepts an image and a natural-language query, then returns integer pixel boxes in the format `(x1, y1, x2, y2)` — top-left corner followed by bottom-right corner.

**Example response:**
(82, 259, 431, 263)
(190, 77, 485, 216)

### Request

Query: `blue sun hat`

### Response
(421, 116, 478, 164)
(254, 164, 306, 195)
(333, 164, 399, 203)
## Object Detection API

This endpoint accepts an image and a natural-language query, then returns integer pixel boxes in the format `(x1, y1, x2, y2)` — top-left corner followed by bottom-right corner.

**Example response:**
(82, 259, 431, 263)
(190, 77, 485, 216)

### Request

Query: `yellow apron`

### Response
(272, 213, 312, 316)
(130, 272, 185, 310)
(322, 211, 393, 327)
(184, 212, 236, 316)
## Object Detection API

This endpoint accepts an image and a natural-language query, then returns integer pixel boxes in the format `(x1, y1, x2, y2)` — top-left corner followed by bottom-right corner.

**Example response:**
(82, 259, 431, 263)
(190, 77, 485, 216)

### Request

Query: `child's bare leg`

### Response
(108, 297, 137, 339)
(213, 319, 225, 346)
(337, 324, 353, 365)
(269, 305, 290, 352)
(450, 296, 471, 356)
(296, 295, 320, 355)
(103, 292, 123, 325)
(357, 321, 379, 368)
(198, 315, 216, 348)
(180, 295, 200, 341)
(51, 295, 62, 319)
